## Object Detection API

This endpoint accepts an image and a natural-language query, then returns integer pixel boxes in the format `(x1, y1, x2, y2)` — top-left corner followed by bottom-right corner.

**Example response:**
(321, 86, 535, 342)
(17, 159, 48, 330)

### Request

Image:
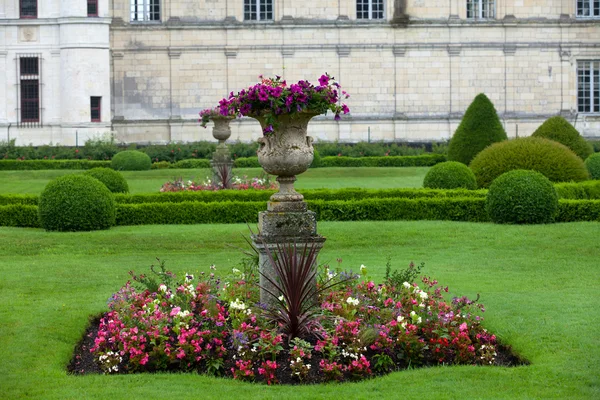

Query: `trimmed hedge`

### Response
(111, 150, 152, 171)
(470, 137, 590, 188)
(2, 198, 600, 227)
(531, 116, 593, 160)
(423, 161, 477, 190)
(0, 194, 38, 206)
(38, 175, 116, 231)
(555, 180, 600, 200)
(83, 168, 129, 193)
(234, 157, 261, 168)
(447, 93, 507, 165)
(486, 170, 558, 224)
(319, 154, 446, 167)
(585, 153, 600, 180)
(173, 159, 211, 169)
(0, 160, 111, 170)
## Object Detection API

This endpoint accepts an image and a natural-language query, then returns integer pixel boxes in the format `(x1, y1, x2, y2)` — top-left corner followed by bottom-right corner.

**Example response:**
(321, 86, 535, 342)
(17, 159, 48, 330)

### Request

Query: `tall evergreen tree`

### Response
(447, 93, 507, 165)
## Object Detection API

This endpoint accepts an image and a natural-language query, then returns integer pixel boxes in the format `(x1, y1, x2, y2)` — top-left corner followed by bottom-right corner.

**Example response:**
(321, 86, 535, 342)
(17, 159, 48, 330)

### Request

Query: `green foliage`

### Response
(384, 259, 425, 286)
(151, 161, 171, 169)
(486, 170, 558, 224)
(423, 161, 477, 190)
(470, 137, 590, 188)
(584, 153, 600, 179)
(320, 154, 446, 167)
(129, 259, 177, 293)
(447, 93, 508, 165)
(83, 168, 129, 193)
(555, 199, 600, 222)
(111, 150, 152, 171)
(233, 157, 261, 168)
(310, 149, 322, 168)
(555, 180, 600, 199)
(38, 174, 116, 231)
(314, 141, 447, 157)
(0, 159, 111, 170)
(173, 159, 211, 169)
(531, 116, 593, 160)
(0, 204, 40, 227)
(0, 194, 38, 205)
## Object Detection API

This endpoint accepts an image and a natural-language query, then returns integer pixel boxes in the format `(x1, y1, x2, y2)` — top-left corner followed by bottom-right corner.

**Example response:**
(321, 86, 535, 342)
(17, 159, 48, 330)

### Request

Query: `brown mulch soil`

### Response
(68, 315, 528, 384)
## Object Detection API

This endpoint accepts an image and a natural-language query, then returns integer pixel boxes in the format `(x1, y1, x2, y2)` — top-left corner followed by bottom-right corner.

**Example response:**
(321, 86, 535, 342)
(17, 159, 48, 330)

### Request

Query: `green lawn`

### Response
(0, 167, 429, 194)
(1, 221, 599, 399)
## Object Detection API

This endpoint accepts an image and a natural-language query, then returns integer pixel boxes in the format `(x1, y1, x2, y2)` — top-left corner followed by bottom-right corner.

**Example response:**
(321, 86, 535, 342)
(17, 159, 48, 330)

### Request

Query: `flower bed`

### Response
(160, 176, 277, 192)
(71, 259, 524, 384)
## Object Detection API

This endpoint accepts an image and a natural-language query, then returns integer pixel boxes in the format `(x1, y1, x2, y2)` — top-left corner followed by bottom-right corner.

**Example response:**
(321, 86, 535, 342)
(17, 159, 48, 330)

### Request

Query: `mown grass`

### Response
(1, 221, 599, 399)
(0, 167, 429, 194)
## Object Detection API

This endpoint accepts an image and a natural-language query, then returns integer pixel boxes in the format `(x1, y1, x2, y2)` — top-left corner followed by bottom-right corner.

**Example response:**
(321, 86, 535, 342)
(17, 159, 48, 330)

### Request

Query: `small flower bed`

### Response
(82, 259, 523, 384)
(160, 175, 277, 192)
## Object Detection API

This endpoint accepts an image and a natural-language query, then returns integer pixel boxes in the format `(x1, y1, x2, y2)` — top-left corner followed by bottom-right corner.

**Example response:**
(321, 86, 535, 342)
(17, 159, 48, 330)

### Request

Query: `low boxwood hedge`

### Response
(320, 154, 446, 167)
(0, 160, 111, 170)
(2, 197, 600, 228)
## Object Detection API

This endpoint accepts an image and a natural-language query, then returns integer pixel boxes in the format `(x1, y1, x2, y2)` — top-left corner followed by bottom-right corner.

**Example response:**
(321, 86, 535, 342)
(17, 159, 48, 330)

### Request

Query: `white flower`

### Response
(177, 310, 190, 318)
(158, 284, 167, 293)
(278, 295, 285, 302)
(360, 264, 367, 275)
(397, 315, 405, 323)
(403, 282, 411, 289)
(419, 303, 425, 308)
(346, 296, 360, 306)
(419, 291, 428, 300)
(230, 298, 247, 311)
(232, 268, 241, 275)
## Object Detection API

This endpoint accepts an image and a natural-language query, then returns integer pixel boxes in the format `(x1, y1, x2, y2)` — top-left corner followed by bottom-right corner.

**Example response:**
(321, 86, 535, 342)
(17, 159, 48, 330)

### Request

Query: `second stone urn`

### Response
(253, 111, 318, 205)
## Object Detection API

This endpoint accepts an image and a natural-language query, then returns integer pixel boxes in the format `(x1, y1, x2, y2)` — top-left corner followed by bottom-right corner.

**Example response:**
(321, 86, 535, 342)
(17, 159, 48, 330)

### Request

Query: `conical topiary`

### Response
(531, 116, 593, 161)
(448, 93, 507, 165)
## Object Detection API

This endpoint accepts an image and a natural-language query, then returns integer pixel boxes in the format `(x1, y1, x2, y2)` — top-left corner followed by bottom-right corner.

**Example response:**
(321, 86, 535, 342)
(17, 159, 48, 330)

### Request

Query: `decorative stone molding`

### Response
(337, 46, 351, 57)
(50, 50, 60, 57)
(281, 48, 295, 58)
(560, 50, 571, 62)
(392, 46, 406, 57)
(503, 45, 517, 55)
(19, 26, 38, 42)
(447, 45, 461, 57)
(225, 47, 238, 58)
(168, 49, 181, 59)
(112, 52, 124, 60)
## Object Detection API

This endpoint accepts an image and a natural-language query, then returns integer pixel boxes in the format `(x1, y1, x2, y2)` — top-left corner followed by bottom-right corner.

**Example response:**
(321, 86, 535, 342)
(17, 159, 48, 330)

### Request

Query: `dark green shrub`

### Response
(0, 160, 111, 170)
(555, 180, 600, 199)
(83, 168, 129, 193)
(173, 159, 211, 169)
(111, 150, 152, 171)
(320, 154, 446, 167)
(0, 204, 40, 227)
(584, 153, 600, 180)
(423, 161, 477, 190)
(470, 137, 589, 188)
(151, 161, 171, 169)
(233, 157, 261, 168)
(38, 174, 116, 231)
(531, 116, 593, 160)
(486, 170, 558, 224)
(447, 93, 507, 165)
(310, 149, 322, 168)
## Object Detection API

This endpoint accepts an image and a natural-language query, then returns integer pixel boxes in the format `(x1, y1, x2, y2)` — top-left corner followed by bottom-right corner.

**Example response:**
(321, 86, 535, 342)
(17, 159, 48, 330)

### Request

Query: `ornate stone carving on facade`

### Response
(503, 45, 517, 55)
(447, 45, 461, 57)
(168, 49, 181, 59)
(225, 48, 238, 58)
(112, 52, 124, 60)
(19, 27, 38, 43)
(281, 48, 295, 58)
(392, 46, 406, 57)
(560, 50, 571, 62)
(337, 46, 351, 57)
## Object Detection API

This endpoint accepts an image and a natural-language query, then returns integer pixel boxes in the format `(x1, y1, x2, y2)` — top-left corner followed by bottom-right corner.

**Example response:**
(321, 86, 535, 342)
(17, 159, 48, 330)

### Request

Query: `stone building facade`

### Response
(0, 0, 112, 145)
(1, 1, 600, 145)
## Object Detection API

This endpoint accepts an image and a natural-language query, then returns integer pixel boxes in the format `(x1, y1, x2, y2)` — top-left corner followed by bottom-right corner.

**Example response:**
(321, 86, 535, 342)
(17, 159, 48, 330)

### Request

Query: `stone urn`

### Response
(210, 115, 234, 186)
(253, 111, 319, 204)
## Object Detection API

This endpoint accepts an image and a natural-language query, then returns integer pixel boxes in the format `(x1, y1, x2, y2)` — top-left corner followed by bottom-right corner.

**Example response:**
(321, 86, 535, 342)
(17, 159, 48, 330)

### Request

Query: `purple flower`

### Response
(263, 125, 274, 134)
(334, 113, 341, 121)
(318, 74, 330, 86)
(258, 90, 269, 102)
(342, 104, 350, 114)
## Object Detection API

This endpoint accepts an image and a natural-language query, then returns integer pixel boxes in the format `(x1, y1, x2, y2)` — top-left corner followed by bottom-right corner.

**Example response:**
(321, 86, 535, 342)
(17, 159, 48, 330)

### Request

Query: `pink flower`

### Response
(170, 307, 181, 317)
(459, 322, 468, 332)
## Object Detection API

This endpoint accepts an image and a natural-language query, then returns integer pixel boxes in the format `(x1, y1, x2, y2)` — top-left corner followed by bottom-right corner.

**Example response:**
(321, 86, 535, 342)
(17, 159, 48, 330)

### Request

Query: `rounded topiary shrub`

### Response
(470, 137, 589, 188)
(584, 153, 600, 180)
(531, 116, 593, 160)
(39, 174, 116, 232)
(83, 167, 129, 193)
(447, 93, 508, 165)
(111, 150, 152, 171)
(486, 169, 558, 224)
(423, 161, 477, 189)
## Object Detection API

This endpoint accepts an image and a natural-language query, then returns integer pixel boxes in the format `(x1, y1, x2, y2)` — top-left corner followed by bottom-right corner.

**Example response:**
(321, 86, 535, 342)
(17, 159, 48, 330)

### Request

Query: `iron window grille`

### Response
(356, 0, 384, 20)
(577, 0, 600, 18)
(466, 0, 495, 19)
(88, 0, 98, 17)
(578, 61, 600, 113)
(91, 97, 102, 122)
(244, 0, 273, 21)
(20, 0, 37, 19)
(131, 0, 160, 22)
(17, 55, 42, 128)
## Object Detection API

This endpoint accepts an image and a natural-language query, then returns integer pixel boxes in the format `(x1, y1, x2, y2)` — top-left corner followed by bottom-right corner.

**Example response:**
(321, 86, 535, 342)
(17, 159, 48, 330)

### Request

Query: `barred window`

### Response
(131, 0, 160, 22)
(357, 0, 384, 20)
(244, 0, 273, 21)
(20, 0, 37, 18)
(18, 56, 41, 127)
(88, 0, 98, 17)
(466, 0, 495, 19)
(578, 61, 600, 113)
(577, 0, 600, 18)
(91, 97, 102, 122)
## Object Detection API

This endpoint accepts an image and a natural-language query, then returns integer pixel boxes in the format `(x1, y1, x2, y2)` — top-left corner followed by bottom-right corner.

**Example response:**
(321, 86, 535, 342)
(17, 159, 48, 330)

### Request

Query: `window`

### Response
(20, 0, 37, 18)
(578, 61, 600, 113)
(130, 0, 160, 22)
(88, 0, 98, 17)
(357, 0, 384, 20)
(244, 0, 273, 21)
(577, 0, 600, 18)
(91, 97, 102, 122)
(466, 0, 495, 19)
(18, 56, 41, 126)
